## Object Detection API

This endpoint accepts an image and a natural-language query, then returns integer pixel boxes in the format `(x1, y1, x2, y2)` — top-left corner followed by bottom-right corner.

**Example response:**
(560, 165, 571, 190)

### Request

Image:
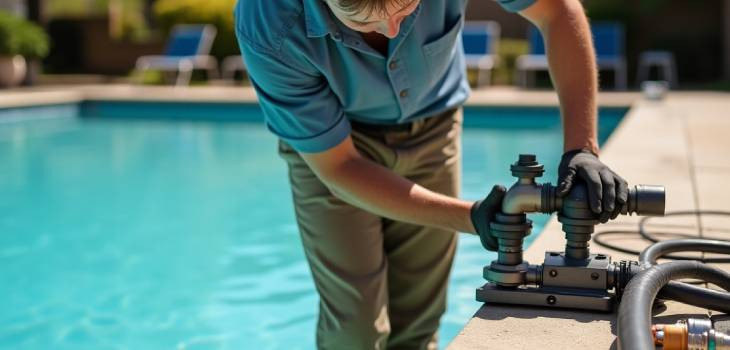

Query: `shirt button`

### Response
(389, 61, 398, 70)
(399, 89, 408, 98)
(332, 32, 342, 41)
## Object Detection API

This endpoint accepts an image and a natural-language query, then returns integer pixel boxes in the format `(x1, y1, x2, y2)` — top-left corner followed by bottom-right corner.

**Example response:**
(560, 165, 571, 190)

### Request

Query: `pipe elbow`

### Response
(501, 184, 543, 214)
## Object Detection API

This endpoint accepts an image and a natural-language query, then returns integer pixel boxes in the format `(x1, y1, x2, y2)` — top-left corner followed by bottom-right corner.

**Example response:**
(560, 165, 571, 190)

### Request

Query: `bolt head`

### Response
(518, 154, 537, 165)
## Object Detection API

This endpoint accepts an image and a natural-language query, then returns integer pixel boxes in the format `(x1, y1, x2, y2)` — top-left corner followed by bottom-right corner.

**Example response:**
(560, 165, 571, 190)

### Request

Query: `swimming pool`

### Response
(0, 102, 625, 349)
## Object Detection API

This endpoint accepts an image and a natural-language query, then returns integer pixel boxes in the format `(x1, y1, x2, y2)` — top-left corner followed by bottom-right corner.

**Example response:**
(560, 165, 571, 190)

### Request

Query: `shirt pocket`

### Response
(422, 14, 463, 81)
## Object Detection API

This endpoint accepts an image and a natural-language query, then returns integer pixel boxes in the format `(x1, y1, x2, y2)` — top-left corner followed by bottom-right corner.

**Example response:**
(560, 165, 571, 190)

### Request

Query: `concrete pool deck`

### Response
(449, 91, 730, 349)
(1, 85, 728, 348)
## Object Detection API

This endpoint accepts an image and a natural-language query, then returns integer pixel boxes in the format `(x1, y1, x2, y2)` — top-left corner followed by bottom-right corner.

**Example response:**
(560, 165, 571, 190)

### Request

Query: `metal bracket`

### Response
(476, 283, 615, 312)
(477, 253, 618, 312)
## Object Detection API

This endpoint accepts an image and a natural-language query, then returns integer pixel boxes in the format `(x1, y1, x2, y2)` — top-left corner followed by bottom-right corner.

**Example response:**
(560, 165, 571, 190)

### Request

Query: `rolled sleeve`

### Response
(494, 0, 537, 12)
(236, 35, 350, 153)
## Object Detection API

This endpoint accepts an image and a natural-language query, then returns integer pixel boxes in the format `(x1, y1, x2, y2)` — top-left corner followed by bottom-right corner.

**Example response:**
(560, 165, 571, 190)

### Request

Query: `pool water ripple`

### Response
(0, 106, 624, 349)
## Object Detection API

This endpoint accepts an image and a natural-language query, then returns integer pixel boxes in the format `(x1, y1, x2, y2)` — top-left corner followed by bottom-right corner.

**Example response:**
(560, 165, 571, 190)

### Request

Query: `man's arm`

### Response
(518, 0, 629, 221)
(520, 0, 599, 154)
(235, 16, 499, 239)
(300, 135, 477, 234)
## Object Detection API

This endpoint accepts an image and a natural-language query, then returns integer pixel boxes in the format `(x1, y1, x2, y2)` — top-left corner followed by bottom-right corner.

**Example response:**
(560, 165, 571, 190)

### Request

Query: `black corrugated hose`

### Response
(593, 211, 730, 349)
(639, 238, 730, 313)
(596, 211, 730, 313)
(617, 261, 730, 350)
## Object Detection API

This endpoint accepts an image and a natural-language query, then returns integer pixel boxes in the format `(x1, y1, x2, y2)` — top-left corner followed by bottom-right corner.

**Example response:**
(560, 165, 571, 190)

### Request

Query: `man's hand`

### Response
(556, 149, 628, 223)
(471, 185, 507, 251)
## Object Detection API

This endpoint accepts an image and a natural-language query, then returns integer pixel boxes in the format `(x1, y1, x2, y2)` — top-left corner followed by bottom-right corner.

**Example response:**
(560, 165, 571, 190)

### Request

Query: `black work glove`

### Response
(557, 149, 629, 223)
(471, 185, 507, 251)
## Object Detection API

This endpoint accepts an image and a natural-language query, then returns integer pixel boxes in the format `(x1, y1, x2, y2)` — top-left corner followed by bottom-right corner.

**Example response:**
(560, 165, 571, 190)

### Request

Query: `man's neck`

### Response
(361, 32, 389, 56)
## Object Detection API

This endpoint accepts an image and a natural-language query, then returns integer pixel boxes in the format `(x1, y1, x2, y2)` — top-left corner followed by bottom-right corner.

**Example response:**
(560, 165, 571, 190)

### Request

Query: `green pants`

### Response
(278, 108, 462, 349)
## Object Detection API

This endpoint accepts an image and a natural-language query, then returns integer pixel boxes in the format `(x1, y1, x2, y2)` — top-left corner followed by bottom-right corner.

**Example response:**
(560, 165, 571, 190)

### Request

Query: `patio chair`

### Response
(462, 21, 500, 87)
(135, 24, 219, 86)
(516, 22, 627, 90)
(221, 55, 247, 83)
(636, 50, 678, 88)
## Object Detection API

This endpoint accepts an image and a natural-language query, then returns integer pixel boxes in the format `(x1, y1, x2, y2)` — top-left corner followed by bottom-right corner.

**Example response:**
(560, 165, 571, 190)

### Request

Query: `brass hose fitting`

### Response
(653, 318, 730, 350)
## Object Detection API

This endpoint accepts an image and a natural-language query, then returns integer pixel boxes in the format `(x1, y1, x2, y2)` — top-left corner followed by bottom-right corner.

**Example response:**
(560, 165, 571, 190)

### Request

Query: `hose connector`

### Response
(653, 318, 730, 350)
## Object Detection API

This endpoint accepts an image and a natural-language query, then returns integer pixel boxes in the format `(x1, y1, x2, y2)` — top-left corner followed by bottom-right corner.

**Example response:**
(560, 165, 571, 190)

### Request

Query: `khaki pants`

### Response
(278, 108, 462, 350)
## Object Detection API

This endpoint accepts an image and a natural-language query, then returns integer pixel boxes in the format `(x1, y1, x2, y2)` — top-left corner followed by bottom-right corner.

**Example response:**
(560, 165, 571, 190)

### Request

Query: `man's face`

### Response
(325, 0, 420, 39)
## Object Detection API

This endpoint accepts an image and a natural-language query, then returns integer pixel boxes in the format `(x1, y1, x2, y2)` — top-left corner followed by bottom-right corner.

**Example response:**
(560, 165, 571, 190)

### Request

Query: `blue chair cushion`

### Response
(591, 22, 624, 59)
(164, 28, 205, 57)
(528, 26, 545, 55)
(462, 31, 490, 55)
(528, 21, 624, 59)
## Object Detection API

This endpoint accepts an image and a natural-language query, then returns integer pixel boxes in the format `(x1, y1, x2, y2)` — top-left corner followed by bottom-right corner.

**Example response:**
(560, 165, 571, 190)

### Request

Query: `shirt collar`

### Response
(303, 0, 338, 38)
(303, 0, 424, 46)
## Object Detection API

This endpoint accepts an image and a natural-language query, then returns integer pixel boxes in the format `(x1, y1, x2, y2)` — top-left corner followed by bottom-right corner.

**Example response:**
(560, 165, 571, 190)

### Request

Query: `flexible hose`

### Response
(656, 281, 730, 313)
(639, 211, 730, 243)
(593, 211, 730, 262)
(592, 211, 730, 311)
(635, 238, 730, 313)
(618, 261, 730, 350)
(639, 238, 730, 267)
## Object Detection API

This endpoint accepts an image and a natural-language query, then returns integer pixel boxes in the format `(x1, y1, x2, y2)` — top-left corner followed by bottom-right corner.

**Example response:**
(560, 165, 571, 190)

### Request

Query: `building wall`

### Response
(465, 1, 530, 39)
(46, 17, 163, 74)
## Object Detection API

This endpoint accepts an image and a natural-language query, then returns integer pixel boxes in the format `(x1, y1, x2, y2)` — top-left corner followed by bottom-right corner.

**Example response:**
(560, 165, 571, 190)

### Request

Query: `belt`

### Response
(349, 109, 455, 134)
(350, 119, 414, 133)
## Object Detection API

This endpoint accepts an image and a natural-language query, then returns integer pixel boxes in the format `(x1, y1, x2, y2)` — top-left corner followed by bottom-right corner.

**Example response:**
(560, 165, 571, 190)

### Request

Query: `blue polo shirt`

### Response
(234, 0, 535, 152)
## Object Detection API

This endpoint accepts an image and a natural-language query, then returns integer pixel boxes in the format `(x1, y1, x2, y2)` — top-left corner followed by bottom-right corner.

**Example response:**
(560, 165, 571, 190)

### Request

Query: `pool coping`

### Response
(448, 91, 730, 349)
(0, 84, 638, 110)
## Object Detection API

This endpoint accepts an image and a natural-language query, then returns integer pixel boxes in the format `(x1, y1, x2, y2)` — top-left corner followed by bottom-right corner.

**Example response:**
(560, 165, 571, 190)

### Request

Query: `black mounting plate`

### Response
(476, 283, 615, 312)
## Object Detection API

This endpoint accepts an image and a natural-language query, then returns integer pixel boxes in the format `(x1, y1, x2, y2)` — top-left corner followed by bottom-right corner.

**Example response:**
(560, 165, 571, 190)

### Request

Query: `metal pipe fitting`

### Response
(484, 212, 533, 287)
(525, 264, 542, 285)
(499, 155, 665, 261)
(480, 154, 667, 310)
(501, 154, 550, 215)
(501, 155, 665, 218)
(502, 181, 543, 214)
(653, 324, 688, 350)
(653, 318, 730, 350)
(714, 330, 730, 350)
(687, 318, 713, 350)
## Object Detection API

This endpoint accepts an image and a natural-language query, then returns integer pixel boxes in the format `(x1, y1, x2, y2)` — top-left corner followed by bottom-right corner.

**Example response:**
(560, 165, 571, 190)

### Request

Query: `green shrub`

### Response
(153, 0, 239, 59)
(494, 39, 529, 85)
(0, 10, 50, 58)
(467, 39, 528, 86)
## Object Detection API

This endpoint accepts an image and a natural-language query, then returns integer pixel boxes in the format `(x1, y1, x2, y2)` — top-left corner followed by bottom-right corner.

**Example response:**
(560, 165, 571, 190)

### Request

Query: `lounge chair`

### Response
(221, 55, 247, 83)
(516, 22, 627, 90)
(462, 21, 500, 87)
(135, 24, 219, 86)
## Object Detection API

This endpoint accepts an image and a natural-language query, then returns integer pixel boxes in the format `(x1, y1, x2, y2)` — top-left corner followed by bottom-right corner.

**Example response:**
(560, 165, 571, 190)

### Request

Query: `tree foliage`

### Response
(154, 0, 238, 58)
(0, 10, 50, 58)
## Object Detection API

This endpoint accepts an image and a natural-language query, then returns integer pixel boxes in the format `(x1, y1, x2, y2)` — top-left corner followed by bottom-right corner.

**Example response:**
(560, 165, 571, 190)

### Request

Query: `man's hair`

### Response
(334, 0, 416, 18)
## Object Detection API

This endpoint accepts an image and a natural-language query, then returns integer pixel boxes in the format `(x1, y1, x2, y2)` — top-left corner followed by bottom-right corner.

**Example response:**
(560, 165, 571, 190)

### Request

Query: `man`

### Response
(234, 0, 628, 348)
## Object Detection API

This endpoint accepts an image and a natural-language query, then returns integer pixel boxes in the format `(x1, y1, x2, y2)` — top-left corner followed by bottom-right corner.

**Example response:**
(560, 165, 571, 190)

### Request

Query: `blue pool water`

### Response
(0, 103, 624, 349)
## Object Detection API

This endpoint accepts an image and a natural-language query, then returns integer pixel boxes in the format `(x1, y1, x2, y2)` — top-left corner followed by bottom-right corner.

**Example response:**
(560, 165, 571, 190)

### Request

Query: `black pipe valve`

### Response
(477, 154, 665, 311)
